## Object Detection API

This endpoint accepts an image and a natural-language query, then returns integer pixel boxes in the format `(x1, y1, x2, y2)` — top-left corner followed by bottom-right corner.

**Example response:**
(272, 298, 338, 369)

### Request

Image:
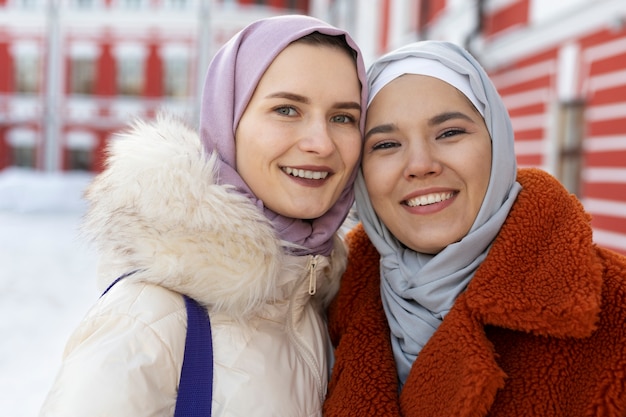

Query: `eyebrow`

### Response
(266, 92, 309, 103)
(336, 102, 363, 112)
(428, 111, 475, 126)
(364, 111, 475, 142)
(266, 92, 361, 112)
(364, 123, 396, 142)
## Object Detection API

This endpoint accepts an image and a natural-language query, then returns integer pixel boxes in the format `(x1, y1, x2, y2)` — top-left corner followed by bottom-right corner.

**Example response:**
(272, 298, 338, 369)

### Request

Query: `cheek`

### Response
(479, 142, 493, 183)
(234, 126, 261, 177)
(331, 129, 362, 177)
(340, 138, 363, 171)
(362, 160, 389, 200)
(471, 143, 493, 208)
(234, 135, 248, 171)
(476, 167, 491, 211)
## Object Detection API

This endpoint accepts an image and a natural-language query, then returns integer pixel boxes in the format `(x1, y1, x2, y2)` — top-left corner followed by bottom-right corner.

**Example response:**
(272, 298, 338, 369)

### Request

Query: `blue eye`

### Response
(275, 106, 297, 116)
(331, 114, 356, 124)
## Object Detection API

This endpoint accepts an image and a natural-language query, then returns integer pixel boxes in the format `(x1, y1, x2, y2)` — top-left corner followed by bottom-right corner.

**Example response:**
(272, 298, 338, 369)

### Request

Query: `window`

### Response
(161, 44, 190, 98)
(7, 127, 37, 168)
(65, 130, 96, 171)
(66, 148, 92, 170)
(117, 57, 143, 96)
(12, 146, 36, 167)
(556, 100, 585, 196)
(113, 43, 146, 96)
(164, 56, 188, 97)
(70, 57, 95, 94)
(14, 53, 40, 94)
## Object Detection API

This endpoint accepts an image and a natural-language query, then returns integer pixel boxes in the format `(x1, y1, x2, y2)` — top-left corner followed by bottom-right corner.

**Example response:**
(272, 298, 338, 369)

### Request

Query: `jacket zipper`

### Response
(308, 255, 319, 295)
(286, 254, 324, 403)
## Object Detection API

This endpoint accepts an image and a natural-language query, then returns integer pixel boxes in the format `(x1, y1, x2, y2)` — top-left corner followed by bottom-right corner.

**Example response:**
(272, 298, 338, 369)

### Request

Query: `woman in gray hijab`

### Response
(324, 40, 626, 417)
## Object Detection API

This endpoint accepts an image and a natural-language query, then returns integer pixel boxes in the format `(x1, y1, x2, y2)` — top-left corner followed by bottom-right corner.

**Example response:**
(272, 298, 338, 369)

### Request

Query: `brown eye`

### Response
(371, 141, 399, 151)
(438, 128, 466, 139)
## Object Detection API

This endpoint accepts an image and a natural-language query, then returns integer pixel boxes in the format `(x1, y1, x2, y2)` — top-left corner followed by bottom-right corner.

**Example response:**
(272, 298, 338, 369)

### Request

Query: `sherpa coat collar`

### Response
(82, 114, 343, 317)
(324, 168, 626, 417)
(458, 168, 601, 338)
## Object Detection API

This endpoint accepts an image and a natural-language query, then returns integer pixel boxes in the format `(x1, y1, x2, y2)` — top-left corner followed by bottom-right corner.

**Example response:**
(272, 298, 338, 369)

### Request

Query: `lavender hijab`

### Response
(199, 15, 367, 256)
(355, 41, 522, 385)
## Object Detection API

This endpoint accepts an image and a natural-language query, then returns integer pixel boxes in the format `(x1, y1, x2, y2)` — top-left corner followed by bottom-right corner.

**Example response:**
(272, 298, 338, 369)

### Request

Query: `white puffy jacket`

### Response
(40, 115, 346, 417)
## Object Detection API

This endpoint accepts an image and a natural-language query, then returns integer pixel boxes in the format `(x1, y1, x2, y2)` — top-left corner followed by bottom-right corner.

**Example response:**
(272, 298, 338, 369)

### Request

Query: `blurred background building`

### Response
(0, 0, 625, 254)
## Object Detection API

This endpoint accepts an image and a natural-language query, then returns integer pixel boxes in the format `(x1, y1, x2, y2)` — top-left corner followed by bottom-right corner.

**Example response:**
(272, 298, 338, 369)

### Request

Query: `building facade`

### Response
(1, 0, 625, 254)
(0, 0, 308, 172)
(323, 0, 626, 254)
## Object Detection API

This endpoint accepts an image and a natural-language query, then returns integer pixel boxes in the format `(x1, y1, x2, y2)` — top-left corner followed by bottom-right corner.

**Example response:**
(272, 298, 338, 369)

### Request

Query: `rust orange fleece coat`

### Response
(324, 168, 626, 417)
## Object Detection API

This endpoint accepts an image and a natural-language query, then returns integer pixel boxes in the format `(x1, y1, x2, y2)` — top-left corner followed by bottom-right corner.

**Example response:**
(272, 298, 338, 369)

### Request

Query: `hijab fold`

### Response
(355, 41, 522, 385)
(199, 15, 367, 256)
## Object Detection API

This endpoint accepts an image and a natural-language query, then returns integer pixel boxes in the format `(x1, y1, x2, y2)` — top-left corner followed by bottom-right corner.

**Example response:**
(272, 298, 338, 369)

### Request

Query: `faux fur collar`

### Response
(81, 113, 344, 317)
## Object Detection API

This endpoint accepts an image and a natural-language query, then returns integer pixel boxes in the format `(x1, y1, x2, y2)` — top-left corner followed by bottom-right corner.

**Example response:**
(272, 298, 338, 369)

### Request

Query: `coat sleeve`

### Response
(40, 282, 186, 417)
(324, 224, 402, 416)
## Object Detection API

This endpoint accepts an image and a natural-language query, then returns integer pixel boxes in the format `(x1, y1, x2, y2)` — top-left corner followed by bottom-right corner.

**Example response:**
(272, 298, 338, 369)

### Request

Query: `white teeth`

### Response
(283, 167, 329, 180)
(405, 192, 454, 207)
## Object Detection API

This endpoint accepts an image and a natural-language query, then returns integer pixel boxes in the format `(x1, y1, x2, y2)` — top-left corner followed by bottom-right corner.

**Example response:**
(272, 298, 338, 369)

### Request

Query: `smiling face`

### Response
(362, 74, 492, 254)
(235, 41, 362, 220)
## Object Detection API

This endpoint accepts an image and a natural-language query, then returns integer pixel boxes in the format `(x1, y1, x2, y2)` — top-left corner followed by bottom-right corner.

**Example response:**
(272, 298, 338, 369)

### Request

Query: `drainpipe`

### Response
(464, 0, 484, 60)
(43, 0, 62, 172)
(193, 0, 212, 128)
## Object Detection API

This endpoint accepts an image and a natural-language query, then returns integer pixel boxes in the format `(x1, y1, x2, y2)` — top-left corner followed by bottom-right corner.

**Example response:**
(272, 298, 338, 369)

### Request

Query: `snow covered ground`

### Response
(0, 168, 99, 417)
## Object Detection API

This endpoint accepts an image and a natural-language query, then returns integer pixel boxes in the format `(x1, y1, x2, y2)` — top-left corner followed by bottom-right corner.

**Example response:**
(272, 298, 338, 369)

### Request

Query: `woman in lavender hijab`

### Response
(40, 15, 366, 417)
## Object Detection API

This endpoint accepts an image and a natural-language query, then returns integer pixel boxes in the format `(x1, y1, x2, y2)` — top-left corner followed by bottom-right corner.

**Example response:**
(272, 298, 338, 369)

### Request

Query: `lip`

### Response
(401, 187, 458, 214)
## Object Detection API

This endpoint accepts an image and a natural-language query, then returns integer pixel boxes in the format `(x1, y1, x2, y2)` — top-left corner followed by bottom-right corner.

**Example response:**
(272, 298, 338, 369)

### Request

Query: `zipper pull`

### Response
(308, 255, 318, 295)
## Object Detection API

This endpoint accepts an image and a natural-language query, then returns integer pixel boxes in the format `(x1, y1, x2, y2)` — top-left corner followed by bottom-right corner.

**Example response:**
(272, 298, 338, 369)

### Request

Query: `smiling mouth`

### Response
(282, 167, 329, 180)
(405, 191, 455, 207)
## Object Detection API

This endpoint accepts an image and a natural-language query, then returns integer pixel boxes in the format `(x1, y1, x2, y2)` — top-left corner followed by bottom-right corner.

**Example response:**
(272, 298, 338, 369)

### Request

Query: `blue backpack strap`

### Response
(174, 295, 214, 417)
(102, 273, 214, 416)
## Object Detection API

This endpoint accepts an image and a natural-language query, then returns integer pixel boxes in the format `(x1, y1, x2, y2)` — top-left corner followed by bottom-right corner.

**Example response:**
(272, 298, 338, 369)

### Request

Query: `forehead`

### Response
(263, 43, 353, 76)
(367, 74, 476, 122)
(250, 42, 360, 102)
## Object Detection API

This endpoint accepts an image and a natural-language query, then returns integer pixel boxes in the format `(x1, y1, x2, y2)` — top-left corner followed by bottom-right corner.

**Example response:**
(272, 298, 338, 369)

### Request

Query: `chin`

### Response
(276, 206, 328, 220)
(300, 211, 327, 220)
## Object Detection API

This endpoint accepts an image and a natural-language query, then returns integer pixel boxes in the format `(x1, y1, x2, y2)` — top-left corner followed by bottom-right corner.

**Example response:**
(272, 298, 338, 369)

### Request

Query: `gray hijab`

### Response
(355, 41, 522, 386)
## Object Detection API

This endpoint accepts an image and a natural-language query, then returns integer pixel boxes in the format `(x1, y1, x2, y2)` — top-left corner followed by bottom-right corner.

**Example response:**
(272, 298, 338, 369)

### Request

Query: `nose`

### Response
(298, 118, 336, 157)
(403, 139, 442, 179)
